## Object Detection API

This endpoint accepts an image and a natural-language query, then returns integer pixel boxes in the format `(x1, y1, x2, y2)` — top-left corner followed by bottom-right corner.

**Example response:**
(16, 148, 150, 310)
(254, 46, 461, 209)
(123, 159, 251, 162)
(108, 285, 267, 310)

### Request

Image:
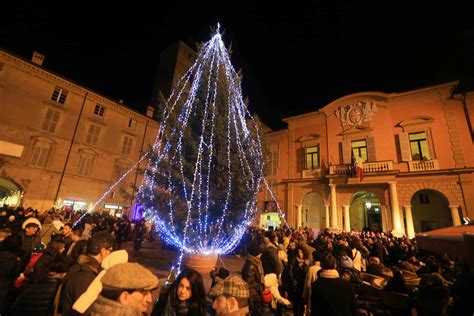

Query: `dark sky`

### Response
(2, 1, 474, 129)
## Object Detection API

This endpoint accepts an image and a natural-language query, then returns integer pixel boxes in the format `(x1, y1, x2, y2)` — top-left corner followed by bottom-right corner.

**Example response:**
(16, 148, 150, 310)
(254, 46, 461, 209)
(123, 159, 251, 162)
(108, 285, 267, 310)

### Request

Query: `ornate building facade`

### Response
(259, 82, 474, 237)
(0, 50, 159, 216)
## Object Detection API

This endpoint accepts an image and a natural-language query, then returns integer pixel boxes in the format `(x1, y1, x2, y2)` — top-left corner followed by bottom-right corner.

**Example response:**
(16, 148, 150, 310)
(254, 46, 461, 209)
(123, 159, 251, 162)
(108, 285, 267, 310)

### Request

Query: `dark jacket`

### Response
(0, 247, 20, 314)
(20, 231, 41, 268)
(61, 255, 101, 316)
(241, 255, 265, 315)
(261, 245, 282, 275)
(10, 277, 62, 316)
(311, 272, 356, 316)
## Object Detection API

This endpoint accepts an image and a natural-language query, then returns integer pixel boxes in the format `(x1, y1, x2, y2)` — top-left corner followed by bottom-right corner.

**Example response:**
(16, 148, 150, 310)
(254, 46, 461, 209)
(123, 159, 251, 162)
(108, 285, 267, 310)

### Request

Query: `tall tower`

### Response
(150, 41, 197, 107)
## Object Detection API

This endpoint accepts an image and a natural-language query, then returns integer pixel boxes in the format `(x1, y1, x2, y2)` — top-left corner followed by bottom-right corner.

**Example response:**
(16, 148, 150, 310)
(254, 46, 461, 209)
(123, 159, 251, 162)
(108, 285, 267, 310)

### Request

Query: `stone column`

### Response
(404, 205, 415, 239)
(343, 204, 351, 232)
(296, 205, 303, 229)
(389, 182, 404, 237)
(324, 205, 330, 228)
(449, 205, 461, 226)
(329, 184, 339, 230)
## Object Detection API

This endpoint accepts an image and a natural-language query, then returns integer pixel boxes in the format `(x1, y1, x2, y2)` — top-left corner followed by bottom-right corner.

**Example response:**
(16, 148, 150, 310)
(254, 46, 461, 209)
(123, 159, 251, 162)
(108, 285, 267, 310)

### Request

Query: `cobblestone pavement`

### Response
(121, 238, 245, 311)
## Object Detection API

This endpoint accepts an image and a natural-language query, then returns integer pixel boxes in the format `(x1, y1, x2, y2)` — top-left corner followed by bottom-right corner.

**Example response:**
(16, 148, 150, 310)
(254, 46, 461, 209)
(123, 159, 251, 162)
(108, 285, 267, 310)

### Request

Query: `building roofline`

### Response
(0, 48, 158, 124)
(282, 81, 459, 123)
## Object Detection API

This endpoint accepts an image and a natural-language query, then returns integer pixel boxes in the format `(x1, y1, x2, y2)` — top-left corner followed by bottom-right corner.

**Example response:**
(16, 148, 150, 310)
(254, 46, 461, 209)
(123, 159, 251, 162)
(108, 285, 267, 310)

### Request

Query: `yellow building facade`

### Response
(259, 82, 474, 237)
(0, 50, 159, 216)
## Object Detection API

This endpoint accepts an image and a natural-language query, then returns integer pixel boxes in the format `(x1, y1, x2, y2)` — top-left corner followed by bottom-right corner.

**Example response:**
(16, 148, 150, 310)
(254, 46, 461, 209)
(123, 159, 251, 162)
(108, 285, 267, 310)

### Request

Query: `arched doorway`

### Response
(411, 189, 451, 232)
(349, 192, 382, 231)
(0, 177, 24, 207)
(302, 192, 324, 230)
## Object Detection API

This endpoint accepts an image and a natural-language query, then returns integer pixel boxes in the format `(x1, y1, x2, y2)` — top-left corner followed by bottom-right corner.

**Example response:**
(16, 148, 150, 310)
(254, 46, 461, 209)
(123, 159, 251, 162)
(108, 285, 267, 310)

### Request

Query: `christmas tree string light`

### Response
(136, 24, 265, 256)
(74, 26, 288, 264)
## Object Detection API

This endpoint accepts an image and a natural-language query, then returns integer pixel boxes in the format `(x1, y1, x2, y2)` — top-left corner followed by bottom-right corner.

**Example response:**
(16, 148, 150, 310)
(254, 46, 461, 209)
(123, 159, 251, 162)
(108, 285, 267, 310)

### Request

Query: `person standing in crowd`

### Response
(311, 253, 356, 316)
(88, 262, 158, 315)
(241, 243, 265, 316)
(261, 236, 283, 276)
(152, 268, 207, 316)
(19, 217, 42, 269)
(61, 232, 114, 315)
(132, 219, 148, 255)
(210, 275, 250, 316)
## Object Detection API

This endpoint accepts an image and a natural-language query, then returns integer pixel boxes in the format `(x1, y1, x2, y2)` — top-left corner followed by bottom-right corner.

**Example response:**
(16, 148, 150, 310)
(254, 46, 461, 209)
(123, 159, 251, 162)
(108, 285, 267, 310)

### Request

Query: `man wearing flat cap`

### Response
(88, 262, 158, 315)
(210, 275, 250, 316)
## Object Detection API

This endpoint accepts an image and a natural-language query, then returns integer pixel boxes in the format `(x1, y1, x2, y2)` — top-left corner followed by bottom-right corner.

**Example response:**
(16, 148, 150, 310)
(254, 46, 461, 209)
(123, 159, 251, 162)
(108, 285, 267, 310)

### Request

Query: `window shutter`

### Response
(367, 137, 376, 162)
(342, 140, 352, 164)
(296, 148, 304, 172)
(399, 132, 412, 161)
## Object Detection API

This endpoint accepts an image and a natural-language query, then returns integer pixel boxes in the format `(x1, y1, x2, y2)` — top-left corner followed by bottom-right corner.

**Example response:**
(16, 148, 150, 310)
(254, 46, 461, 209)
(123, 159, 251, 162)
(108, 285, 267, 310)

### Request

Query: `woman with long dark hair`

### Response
(153, 268, 207, 316)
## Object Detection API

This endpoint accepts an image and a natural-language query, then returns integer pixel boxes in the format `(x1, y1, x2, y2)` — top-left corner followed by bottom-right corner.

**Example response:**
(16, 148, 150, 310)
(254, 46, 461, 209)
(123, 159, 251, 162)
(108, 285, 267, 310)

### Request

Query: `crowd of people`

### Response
(0, 204, 473, 315)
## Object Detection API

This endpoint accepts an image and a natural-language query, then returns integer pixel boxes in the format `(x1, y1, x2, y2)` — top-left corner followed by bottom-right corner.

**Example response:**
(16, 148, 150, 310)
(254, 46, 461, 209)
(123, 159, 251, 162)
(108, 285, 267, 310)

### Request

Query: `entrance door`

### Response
(349, 191, 382, 231)
(302, 192, 324, 230)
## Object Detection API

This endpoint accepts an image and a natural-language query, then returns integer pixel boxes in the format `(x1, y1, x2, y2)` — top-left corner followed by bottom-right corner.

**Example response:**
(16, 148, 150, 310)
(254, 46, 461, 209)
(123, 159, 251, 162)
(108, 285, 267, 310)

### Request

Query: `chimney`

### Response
(146, 106, 154, 118)
(31, 51, 45, 66)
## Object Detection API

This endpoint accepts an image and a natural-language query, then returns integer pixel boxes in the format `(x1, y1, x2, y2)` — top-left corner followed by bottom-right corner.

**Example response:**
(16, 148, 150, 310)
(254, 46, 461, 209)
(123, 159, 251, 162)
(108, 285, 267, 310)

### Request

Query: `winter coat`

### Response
(310, 270, 356, 316)
(20, 231, 41, 259)
(241, 255, 265, 315)
(0, 247, 20, 313)
(87, 295, 142, 316)
(62, 255, 101, 316)
(10, 277, 62, 316)
(261, 244, 283, 276)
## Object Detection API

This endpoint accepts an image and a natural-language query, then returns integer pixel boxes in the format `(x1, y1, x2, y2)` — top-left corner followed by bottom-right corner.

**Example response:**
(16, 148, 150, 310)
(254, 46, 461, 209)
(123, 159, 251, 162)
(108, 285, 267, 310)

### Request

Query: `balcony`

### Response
(408, 159, 439, 171)
(329, 160, 394, 175)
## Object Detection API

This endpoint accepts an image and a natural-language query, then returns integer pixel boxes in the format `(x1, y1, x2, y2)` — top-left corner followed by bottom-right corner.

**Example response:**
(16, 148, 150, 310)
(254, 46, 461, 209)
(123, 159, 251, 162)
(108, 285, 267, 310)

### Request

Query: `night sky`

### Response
(2, 1, 473, 129)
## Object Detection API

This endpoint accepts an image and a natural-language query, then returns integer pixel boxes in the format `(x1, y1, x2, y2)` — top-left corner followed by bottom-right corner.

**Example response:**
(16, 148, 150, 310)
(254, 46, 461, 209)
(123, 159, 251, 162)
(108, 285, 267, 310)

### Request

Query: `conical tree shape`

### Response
(137, 27, 264, 254)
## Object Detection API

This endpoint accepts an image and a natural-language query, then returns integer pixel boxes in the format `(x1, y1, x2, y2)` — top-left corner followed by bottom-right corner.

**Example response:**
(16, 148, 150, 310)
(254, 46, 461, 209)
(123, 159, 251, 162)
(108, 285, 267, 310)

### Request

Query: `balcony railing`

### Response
(329, 160, 394, 175)
(408, 159, 439, 171)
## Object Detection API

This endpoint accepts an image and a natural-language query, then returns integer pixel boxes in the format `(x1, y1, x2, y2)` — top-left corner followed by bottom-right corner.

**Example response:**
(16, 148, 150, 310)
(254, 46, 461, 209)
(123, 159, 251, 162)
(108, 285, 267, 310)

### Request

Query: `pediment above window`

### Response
(78, 147, 99, 157)
(396, 116, 434, 131)
(296, 134, 321, 144)
(338, 125, 373, 138)
(31, 135, 56, 145)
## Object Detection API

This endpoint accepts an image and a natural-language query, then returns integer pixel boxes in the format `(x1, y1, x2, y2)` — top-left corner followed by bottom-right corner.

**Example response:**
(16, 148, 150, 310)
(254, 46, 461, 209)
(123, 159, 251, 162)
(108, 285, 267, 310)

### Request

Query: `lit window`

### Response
(352, 140, 368, 162)
(305, 146, 320, 169)
(77, 154, 94, 176)
(41, 108, 60, 133)
(31, 142, 52, 168)
(122, 136, 133, 155)
(409, 132, 431, 160)
(86, 124, 101, 146)
(51, 87, 68, 104)
(94, 104, 106, 117)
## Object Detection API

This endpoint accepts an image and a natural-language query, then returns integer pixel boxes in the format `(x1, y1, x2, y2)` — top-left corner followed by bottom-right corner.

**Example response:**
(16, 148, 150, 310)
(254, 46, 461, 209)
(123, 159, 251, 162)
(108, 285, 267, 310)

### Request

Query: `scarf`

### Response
(320, 269, 340, 279)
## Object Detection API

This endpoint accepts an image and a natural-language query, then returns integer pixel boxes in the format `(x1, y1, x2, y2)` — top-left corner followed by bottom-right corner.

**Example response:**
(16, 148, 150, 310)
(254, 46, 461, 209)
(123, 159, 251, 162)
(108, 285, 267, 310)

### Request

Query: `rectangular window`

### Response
(31, 143, 51, 168)
(51, 87, 68, 104)
(352, 140, 368, 162)
(270, 151, 278, 176)
(409, 132, 431, 160)
(94, 104, 106, 117)
(86, 124, 101, 146)
(305, 146, 320, 169)
(77, 155, 93, 176)
(121, 136, 133, 155)
(128, 118, 137, 130)
(41, 108, 60, 133)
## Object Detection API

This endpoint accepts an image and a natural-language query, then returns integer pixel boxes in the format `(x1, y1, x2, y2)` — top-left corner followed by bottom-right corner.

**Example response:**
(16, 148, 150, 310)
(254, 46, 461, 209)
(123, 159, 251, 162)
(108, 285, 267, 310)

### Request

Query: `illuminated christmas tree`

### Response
(136, 25, 265, 255)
